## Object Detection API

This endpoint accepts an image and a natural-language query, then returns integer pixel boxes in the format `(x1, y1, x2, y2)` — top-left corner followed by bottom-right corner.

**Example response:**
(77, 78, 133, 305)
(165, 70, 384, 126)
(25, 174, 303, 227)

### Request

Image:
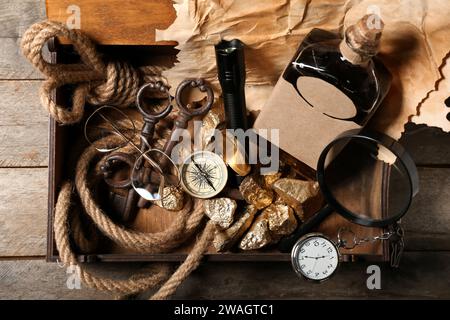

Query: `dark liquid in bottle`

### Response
(283, 29, 391, 126)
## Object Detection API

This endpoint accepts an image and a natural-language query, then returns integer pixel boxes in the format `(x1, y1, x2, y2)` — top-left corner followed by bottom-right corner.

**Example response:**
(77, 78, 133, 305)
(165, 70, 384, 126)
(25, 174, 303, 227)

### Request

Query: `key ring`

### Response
(136, 82, 173, 123)
(175, 78, 214, 117)
(101, 152, 136, 189)
(84, 105, 137, 153)
(136, 81, 173, 149)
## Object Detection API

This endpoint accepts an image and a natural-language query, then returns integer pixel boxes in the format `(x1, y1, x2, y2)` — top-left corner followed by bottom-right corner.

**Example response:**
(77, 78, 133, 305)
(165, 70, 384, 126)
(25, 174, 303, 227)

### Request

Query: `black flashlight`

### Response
(215, 39, 249, 187)
(215, 39, 249, 131)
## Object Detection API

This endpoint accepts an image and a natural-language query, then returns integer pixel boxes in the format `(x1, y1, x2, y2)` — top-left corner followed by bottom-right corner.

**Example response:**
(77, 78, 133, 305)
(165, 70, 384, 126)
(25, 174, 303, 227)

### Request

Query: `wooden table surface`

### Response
(1, 1, 450, 300)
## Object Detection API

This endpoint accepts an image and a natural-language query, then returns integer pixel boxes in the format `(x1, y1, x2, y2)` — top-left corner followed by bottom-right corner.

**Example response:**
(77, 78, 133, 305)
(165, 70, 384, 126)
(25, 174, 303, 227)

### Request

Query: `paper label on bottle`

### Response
(254, 76, 361, 170)
(296, 76, 358, 120)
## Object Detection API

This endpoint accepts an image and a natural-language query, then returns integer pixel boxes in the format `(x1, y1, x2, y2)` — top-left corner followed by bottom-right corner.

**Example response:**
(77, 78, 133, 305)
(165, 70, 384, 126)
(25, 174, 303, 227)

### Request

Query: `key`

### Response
(137, 78, 214, 208)
(389, 225, 405, 268)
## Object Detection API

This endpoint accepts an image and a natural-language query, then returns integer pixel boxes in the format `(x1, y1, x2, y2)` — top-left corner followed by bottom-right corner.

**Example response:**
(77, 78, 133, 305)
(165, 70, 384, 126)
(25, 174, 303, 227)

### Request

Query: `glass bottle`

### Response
(283, 15, 392, 125)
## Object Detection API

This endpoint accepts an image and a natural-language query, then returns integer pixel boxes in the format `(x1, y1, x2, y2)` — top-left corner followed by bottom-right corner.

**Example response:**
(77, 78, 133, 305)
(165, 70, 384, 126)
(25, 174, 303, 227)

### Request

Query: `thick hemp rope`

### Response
(55, 181, 215, 298)
(21, 21, 217, 299)
(76, 135, 208, 254)
(21, 20, 167, 124)
(55, 183, 172, 295)
(55, 133, 216, 299)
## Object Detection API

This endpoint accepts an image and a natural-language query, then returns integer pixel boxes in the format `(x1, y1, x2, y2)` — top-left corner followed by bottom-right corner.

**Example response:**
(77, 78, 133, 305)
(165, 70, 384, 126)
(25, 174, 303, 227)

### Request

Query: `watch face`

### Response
(291, 234, 339, 282)
(180, 151, 228, 199)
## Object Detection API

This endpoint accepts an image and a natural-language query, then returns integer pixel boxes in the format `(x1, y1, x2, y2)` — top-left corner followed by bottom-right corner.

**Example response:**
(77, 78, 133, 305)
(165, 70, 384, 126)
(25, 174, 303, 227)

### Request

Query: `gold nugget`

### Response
(213, 205, 257, 252)
(203, 198, 238, 229)
(263, 172, 282, 188)
(239, 213, 272, 250)
(155, 186, 185, 211)
(223, 134, 251, 177)
(272, 178, 323, 221)
(264, 203, 297, 238)
(239, 175, 273, 210)
(201, 103, 225, 148)
(274, 194, 306, 221)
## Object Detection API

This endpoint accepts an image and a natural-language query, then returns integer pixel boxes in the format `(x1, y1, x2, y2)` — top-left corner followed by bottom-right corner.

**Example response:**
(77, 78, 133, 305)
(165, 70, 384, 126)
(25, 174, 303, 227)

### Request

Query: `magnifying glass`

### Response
(278, 129, 419, 252)
(84, 106, 137, 153)
(84, 106, 179, 202)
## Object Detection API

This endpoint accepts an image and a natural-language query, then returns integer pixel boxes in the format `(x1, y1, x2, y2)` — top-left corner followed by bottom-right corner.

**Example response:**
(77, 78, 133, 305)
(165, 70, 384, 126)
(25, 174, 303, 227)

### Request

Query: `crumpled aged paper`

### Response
(156, 0, 450, 138)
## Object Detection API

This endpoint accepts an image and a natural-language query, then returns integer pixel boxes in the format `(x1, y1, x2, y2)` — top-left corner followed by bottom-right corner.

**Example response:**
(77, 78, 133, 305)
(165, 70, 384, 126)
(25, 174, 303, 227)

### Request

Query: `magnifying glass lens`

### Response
(84, 106, 136, 153)
(131, 149, 181, 202)
(323, 136, 412, 223)
(131, 151, 164, 201)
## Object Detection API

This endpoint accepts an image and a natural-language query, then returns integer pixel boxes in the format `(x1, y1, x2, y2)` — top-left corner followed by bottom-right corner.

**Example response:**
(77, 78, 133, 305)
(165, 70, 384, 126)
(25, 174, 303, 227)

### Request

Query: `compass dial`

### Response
(180, 151, 228, 199)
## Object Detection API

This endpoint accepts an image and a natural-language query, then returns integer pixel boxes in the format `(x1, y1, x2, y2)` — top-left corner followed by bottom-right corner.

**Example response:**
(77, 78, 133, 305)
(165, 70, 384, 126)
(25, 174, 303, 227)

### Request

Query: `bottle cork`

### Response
(340, 14, 384, 65)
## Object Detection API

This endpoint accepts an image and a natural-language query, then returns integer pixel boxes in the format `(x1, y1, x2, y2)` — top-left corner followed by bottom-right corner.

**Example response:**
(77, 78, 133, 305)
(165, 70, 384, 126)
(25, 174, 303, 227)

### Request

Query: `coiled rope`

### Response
(21, 21, 215, 300)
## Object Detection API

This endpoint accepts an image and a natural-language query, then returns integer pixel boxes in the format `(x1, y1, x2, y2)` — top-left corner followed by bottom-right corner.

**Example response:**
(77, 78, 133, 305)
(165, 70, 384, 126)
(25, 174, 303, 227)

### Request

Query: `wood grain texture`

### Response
(46, 0, 177, 45)
(1, 252, 450, 299)
(0, 168, 47, 257)
(401, 123, 450, 166)
(0, 0, 45, 38)
(0, 165, 448, 261)
(0, 81, 48, 167)
(0, 259, 110, 299)
(174, 252, 450, 299)
(0, 0, 449, 301)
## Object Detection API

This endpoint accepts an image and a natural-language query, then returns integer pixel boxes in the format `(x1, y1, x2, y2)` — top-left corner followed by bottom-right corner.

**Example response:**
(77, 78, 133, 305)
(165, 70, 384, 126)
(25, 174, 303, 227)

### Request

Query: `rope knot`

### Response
(87, 61, 141, 107)
(21, 20, 164, 124)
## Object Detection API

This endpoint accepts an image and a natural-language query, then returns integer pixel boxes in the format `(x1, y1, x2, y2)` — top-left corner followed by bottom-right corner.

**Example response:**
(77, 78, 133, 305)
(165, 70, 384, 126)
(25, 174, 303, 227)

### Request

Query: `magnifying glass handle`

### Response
(278, 205, 334, 253)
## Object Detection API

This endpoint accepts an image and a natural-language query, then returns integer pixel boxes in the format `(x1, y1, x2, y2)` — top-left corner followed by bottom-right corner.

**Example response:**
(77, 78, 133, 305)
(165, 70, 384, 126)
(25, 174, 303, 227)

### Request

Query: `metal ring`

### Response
(131, 148, 181, 202)
(337, 228, 358, 250)
(101, 152, 136, 189)
(316, 129, 419, 229)
(135, 148, 181, 187)
(84, 105, 137, 153)
(136, 82, 173, 120)
(175, 78, 214, 117)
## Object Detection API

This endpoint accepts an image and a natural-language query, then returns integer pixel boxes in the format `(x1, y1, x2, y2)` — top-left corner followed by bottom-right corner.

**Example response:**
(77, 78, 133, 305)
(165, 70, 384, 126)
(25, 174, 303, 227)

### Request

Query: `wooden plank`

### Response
(403, 167, 450, 251)
(0, 0, 46, 38)
(46, 0, 177, 45)
(0, 168, 47, 257)
(0, 81, 48, 167)
(0, 166, 448, 259)
(1, 252, 450, 299)
(0, 259, 110, 299)
(0, 1, 48, 80)
(0, 38, 45, 80)
(401, 123, 450, 166)
(174, 252, 450, 299)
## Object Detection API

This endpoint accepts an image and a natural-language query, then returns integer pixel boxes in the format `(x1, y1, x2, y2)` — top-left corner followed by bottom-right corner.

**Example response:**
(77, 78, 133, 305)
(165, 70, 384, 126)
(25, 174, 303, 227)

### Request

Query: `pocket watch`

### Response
(291, 233, 340, 282)
(291, 226, 405, 282)
(180, 151, 228, 199)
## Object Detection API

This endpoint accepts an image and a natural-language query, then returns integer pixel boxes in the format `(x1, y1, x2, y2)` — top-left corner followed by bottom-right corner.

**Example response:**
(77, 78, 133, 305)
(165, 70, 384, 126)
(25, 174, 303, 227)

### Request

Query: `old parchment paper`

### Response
(156, 0, 450, 139)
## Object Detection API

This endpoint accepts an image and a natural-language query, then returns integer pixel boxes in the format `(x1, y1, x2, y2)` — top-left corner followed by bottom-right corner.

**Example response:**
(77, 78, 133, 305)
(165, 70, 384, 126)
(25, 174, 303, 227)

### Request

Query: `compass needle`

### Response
(192, 160, 216, 191)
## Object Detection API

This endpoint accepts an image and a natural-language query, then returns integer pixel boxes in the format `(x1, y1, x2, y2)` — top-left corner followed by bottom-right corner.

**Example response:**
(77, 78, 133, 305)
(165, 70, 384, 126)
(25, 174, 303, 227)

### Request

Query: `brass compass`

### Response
(180, 151, 228, 199)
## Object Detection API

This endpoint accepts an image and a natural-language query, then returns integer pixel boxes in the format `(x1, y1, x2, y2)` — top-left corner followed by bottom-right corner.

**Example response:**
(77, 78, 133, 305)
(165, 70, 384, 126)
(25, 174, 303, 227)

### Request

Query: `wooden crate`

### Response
(45, 1, 388, 263)
(45, 41, 388, 263)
